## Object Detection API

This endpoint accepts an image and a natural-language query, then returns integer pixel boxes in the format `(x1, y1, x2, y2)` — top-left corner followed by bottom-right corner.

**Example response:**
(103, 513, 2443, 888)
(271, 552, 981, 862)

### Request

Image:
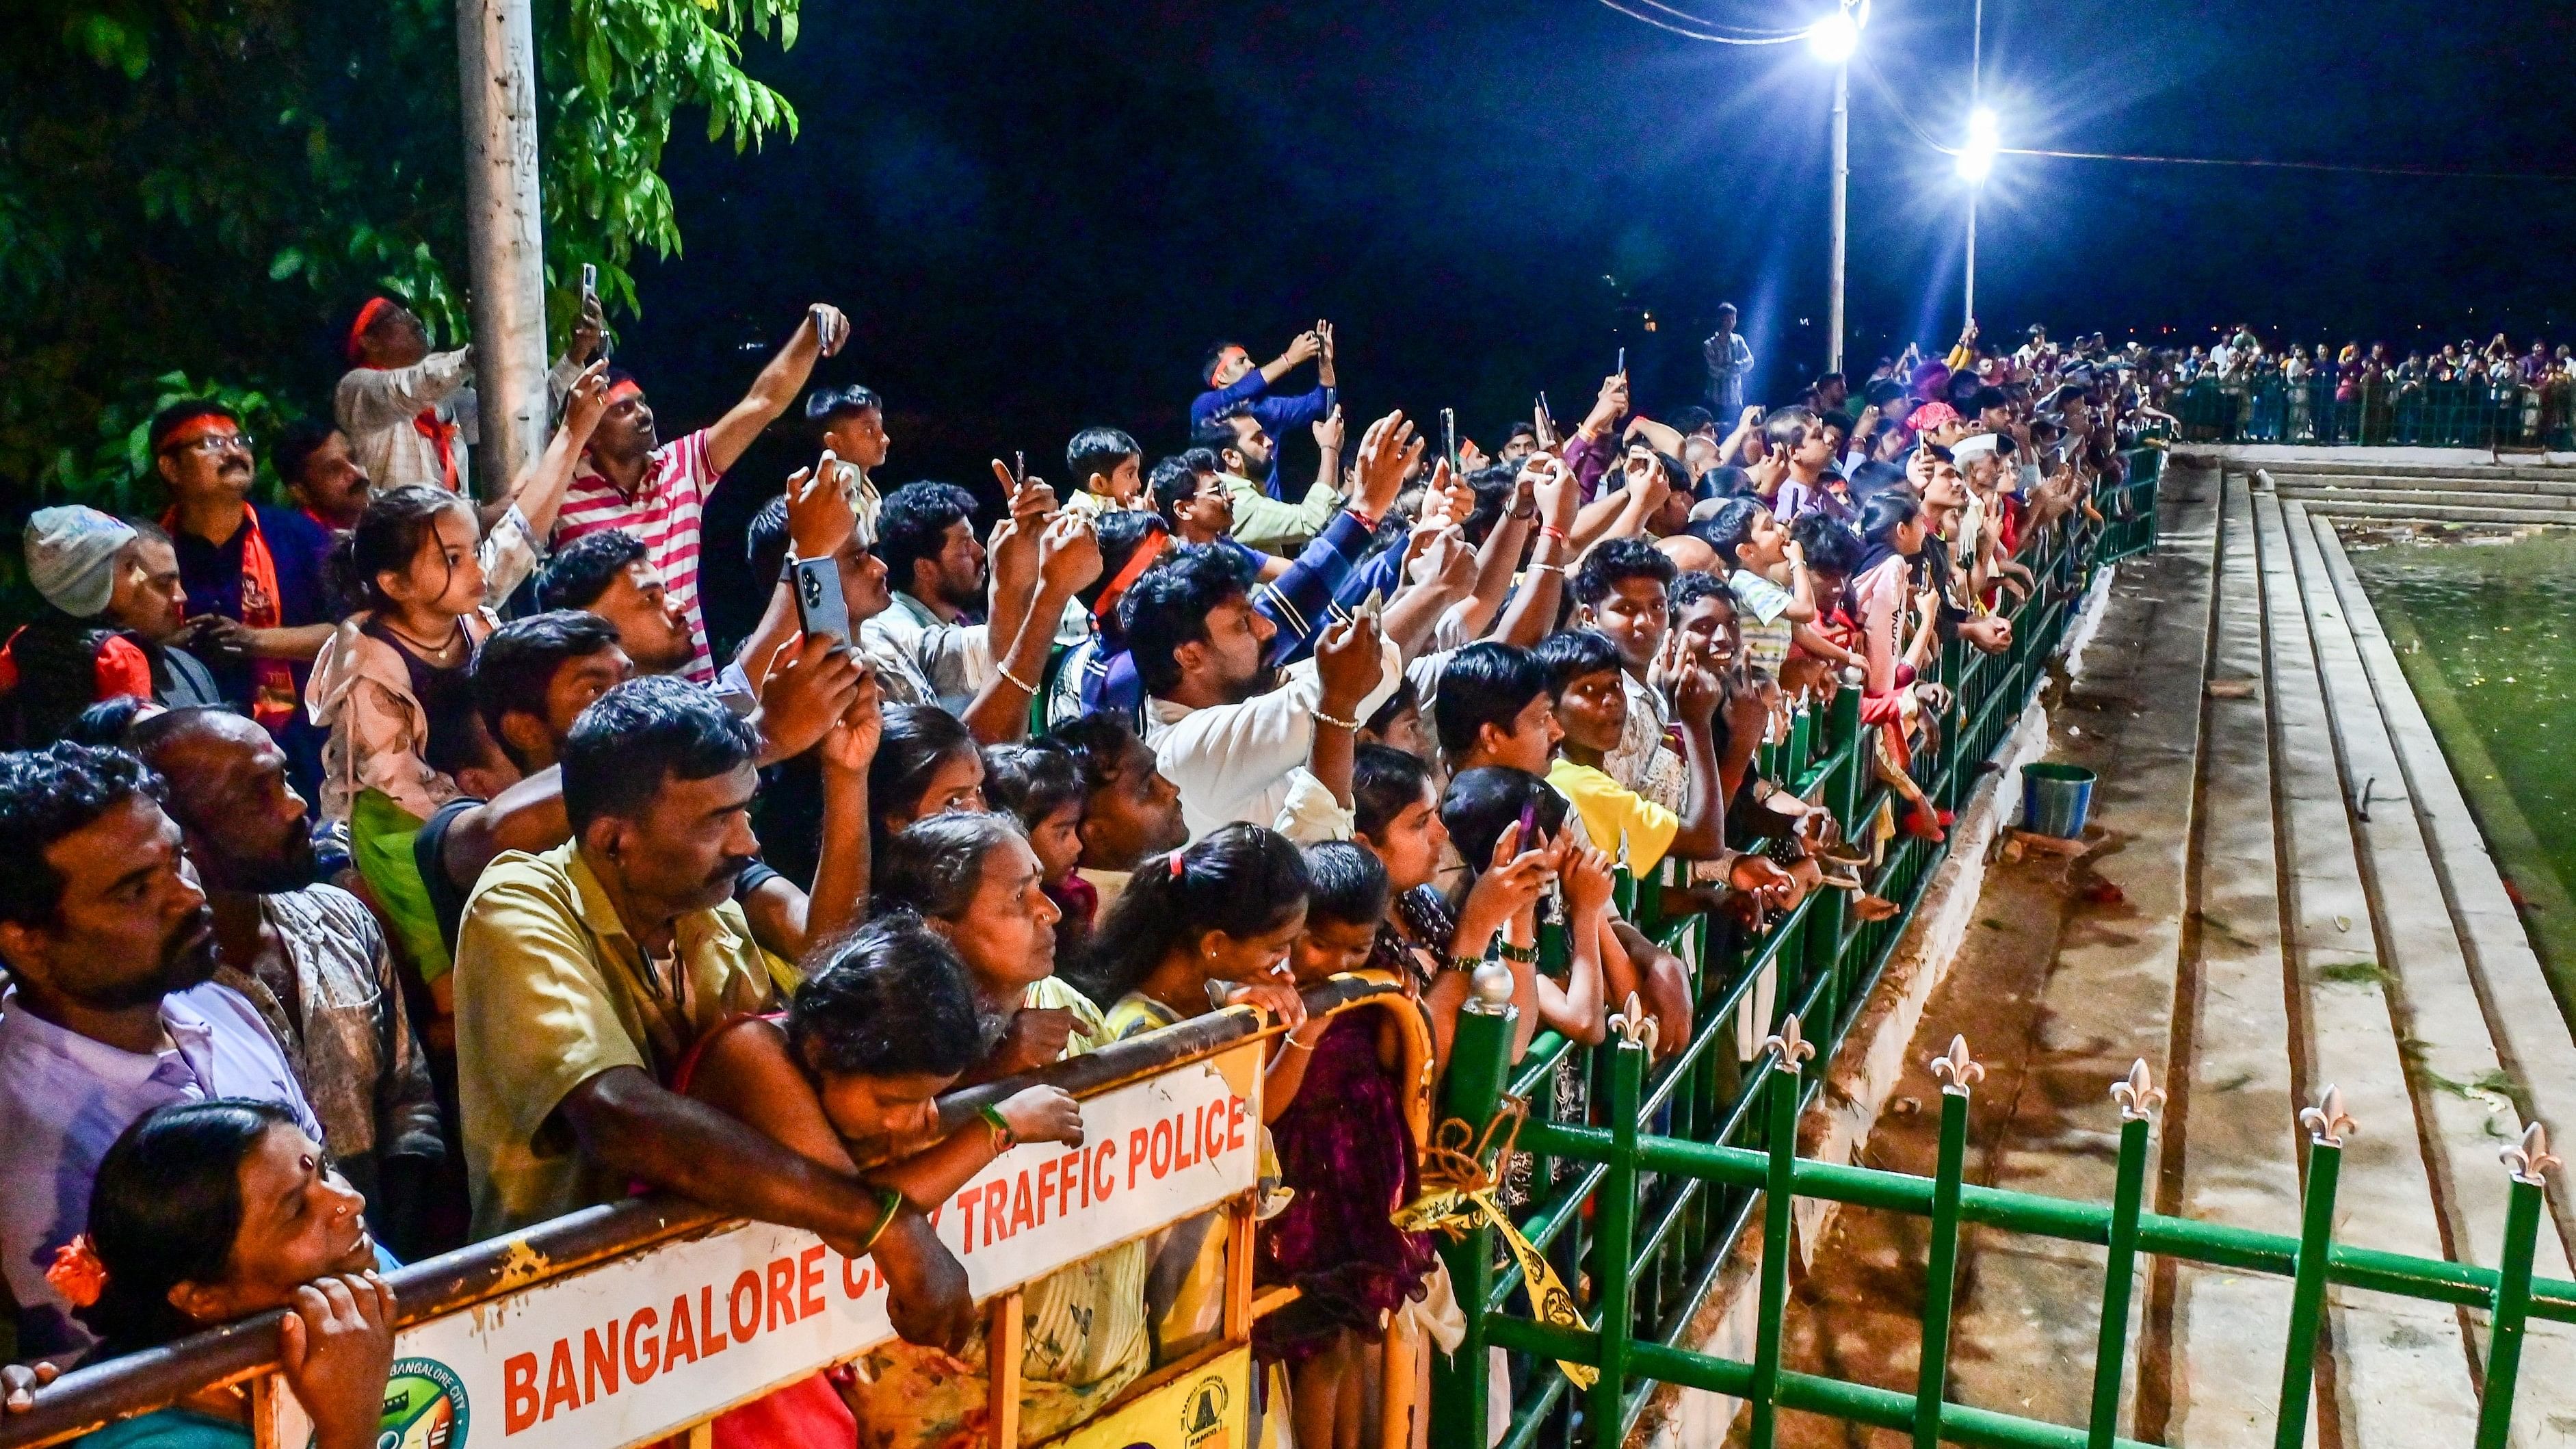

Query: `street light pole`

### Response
(455, 0, 550, 501)
(1828, 60, 1848, 375)
(1964, 0, 1982, 334)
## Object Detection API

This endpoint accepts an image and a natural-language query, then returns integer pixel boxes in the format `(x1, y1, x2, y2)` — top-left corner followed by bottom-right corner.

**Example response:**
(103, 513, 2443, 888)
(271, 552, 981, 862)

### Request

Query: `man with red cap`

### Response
(334, 294, 603, 496)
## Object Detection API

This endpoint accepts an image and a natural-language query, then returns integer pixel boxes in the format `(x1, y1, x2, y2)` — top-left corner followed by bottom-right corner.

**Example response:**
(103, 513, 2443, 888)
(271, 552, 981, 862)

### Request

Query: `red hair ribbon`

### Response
(1092, 525, 1170, 621)
(345, 296, 397, 363)
(46, 1235, 107, 1309)
(603, 377, 645, 404)
(1168, 853, 1187, 880)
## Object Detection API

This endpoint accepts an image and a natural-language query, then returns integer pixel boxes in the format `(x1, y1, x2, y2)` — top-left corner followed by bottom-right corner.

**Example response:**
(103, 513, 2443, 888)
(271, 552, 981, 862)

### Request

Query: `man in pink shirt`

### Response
(553, 304, 850, 681)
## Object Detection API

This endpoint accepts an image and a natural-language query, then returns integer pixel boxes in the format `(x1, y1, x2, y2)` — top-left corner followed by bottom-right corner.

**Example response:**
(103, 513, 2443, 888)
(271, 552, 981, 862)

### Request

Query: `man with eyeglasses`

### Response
(148, 402, 335, 739)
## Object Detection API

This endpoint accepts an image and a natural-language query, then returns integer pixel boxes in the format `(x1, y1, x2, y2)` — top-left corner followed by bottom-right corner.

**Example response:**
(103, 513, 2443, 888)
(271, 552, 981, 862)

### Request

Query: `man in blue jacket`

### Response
(1189, 321, 1338, 495)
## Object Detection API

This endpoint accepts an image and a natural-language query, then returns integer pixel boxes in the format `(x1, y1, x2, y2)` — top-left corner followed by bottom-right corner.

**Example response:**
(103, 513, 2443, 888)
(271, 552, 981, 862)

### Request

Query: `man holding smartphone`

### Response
(1702, 302, 1754, 418)
(1188, 320, 1339, 497)
(336, 291, 605, 496)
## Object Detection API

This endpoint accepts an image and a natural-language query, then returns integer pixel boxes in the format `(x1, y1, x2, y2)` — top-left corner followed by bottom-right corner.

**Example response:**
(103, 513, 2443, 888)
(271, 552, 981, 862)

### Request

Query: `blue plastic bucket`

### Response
(2019, 763, 2097, 839)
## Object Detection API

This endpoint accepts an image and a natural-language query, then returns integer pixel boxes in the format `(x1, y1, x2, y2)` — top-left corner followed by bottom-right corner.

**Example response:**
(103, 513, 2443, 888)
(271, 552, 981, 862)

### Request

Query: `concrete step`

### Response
(2235, 457, 2576, 484)
(2248, 488, 2486, 1444)
(2274, 498, 2576, 527)
(2277, 501, 2576, 1443)
(2274, 486, 2576, 512)
(2265, 473, 2576, 498)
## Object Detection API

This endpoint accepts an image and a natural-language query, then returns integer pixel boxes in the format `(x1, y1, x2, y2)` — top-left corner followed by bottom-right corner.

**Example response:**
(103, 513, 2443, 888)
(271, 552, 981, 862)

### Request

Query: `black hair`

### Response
(537, 528, 648, 612)
(873, 482, 977, 597)
(145, 400, 240, 458)
(79, 1099, 303, 1353)
(1200, 340, 1245, 387)
(873, 809, 1026, 923)
(271, 418, 340, 490)
(983, 740, 1086, 833)
(1818, 409, 1856, 439)
(1189, 403, 1255, 462)
(1148, 452, 1216, 528)
(745, 497, 793, 592)
(1859, 492, 1923, 549)
(1791, 513, 1865, 577)
(560, 675, 760, 835)
(1069, 823, 1309, 1007)
(1302, 841, 1389, 930)
(1439, 766, 1568, 874)
(1352, 742, 1435, 840)
(1667, 405, 1716, 437)
(1572, 535, 1675, 609)
(787, 918, 980, 1080)
(1429, 642, 1549, 764)
(0, 612, 124, 750)
(1066, 428, 1141, 485)
(1968, 386, 2010, 415)
(1462, 463, 1519, 547)
(1690, 497, 1767, 573)
(0, 742, 166, 926)
(1532, 629, 1627, 698)
(869, 704, 979, 848)
(1046, 712, 1149, 794)
(1670, 569, 1733, 612)
(1502, 421, 1539, 445)
(327, 484, 468, 615)
(1120, 545, 1254, 698)
(1763, 406, 1821, 454)
(64, 696, 161, 749)
(804, 384, 884, 429)
(473, 611, 623, 770)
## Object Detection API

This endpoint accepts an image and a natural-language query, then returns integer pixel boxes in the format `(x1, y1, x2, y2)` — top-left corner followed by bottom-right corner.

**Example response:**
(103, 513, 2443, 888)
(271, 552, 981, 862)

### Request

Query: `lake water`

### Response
(2345, 525, 2576, 1018)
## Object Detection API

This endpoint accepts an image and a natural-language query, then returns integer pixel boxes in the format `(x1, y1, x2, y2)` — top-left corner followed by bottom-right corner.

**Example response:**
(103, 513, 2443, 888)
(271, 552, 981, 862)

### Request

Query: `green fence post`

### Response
(2274, 1087, 2356, 1449)
(1588, 995, 1654, 1440)
(2476, 1123, 2562, 1448)
(1428, 971, 1518, 1449)
(1912, 1037, 1982, 1448)
(2089, 1061, 2164, 1448)
(1748, 1015, 1816, 1449)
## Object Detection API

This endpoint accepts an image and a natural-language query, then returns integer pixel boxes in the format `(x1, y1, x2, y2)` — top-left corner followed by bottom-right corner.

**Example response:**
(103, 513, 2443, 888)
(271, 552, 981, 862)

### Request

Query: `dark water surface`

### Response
(2346, 525, 2576, 1013)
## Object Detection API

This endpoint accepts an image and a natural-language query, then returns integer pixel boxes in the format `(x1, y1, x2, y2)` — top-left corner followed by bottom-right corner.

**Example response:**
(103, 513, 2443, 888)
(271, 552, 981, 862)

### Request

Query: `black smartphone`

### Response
(1441, 408, 1458, 470)
(791, 558, 852, 646)
(580, 263, 610, 361)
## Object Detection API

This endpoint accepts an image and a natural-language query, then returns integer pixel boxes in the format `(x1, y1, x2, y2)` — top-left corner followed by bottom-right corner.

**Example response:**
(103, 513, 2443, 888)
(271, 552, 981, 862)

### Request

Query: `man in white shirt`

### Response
(1120, 545, 1399, 841)
(337, 293, 601, 497)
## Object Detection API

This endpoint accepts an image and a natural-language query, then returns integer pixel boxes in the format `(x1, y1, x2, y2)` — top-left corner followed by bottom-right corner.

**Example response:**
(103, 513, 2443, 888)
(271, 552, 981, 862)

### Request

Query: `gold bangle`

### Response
(1314, 707, 1361, 731)
(995, 661, 1039, 694)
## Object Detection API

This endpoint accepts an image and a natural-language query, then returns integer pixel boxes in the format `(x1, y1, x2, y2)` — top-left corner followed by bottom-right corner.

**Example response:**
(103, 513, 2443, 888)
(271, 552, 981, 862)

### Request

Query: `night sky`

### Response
(612, 0, 2576, 634)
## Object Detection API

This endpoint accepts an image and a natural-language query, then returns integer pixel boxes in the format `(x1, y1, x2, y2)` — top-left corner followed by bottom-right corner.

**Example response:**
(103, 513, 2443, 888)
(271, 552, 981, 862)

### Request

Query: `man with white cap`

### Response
(0, 507, 221, 745)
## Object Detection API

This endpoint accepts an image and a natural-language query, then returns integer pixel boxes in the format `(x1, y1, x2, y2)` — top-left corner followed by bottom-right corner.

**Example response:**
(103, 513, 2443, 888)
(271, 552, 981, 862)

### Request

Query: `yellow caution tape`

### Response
(1392, 1106, 1599, 1390)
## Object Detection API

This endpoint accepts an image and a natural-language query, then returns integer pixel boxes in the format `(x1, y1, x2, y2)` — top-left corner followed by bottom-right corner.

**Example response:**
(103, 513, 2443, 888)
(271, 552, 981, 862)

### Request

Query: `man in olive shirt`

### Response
(449, 675, 973, 1348)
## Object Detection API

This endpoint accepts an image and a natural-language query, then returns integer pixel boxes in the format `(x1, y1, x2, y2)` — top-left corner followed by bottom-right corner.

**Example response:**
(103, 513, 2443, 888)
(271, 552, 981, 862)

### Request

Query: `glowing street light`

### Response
(1957, 107, 2000, 183)
(1804, 10, 1858, 62)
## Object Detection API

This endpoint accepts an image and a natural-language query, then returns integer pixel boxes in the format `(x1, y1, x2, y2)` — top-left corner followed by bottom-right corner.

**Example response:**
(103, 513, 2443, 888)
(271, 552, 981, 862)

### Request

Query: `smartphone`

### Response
(1013, 450, 1027, 487)
(1441, 408, 1458, 470)
(1616, 346, 1627, 376)
(1513, 799, 1540, 852)
(1354, 585, 1384, 625)
(811, 304, 845, 354)
(580, 263, 610, 361)
(791, 557, 852, 646)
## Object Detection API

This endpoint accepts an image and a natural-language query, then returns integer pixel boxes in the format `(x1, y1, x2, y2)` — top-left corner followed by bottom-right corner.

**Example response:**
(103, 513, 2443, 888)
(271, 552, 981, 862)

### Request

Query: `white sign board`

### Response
(282, 1043, 1261, 1449)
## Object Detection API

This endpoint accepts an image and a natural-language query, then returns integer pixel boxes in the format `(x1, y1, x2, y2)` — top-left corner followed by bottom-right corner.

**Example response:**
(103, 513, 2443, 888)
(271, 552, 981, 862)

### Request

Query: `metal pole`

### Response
(1964, 189, 1977, 331)
(1828, 62, 1848, 375)
(1966, 0, 1981, 335)
(455, 0, 551, 501)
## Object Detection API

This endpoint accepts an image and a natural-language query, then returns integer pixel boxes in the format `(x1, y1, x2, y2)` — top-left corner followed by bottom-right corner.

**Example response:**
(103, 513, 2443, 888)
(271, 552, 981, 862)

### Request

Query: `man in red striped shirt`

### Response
(553, 304, 850, 681)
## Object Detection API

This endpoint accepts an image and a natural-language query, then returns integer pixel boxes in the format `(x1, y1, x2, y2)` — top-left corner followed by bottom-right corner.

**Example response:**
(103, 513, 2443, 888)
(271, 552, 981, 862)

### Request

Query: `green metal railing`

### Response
(1431, 1008, 2571, 1449)
(1426, 457, 2156, 1449)
(1421, 448, 2568, 1446)
(2167, 374, 2576, 451)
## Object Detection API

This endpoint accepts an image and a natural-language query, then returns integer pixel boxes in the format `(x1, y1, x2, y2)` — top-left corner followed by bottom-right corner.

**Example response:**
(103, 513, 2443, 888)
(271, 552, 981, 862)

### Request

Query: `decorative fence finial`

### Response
(1762, 1014, 1815, 1069)
(1607, 992, 1659, 1055)
(2501, 1121, 2562, 1188)
(2300, 1085, 2358, 1147)
(1929, 1034, 1985, 1093)
(2111, 1059, 2166, 1123)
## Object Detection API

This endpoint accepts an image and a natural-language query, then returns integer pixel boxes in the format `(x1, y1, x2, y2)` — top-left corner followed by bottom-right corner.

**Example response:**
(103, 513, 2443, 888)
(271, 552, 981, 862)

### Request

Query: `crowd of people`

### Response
(0, 298, 2144, 1449)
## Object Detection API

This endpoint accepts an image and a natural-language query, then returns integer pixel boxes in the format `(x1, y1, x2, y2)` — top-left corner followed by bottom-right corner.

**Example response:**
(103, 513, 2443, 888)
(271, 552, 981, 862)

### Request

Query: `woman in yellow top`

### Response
(1070, 824, 1314, 1363)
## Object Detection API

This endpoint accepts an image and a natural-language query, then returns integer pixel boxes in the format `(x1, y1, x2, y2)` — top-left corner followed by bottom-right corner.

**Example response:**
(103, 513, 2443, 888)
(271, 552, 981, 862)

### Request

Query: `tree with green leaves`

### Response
(1, 0, 801, 529)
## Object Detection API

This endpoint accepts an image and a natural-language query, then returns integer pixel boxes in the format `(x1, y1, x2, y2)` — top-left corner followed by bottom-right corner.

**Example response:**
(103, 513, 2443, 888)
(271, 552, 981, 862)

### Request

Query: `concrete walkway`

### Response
(1747, 461, 2576, 1448)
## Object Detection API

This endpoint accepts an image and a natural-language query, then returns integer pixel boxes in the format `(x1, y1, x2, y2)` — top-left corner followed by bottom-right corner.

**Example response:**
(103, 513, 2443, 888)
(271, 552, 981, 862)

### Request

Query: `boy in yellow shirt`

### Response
(1532, 628, 1729, 877)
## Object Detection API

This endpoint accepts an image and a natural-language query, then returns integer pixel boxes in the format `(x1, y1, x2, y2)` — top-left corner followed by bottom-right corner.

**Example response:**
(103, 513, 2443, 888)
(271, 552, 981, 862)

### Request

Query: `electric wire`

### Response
(1588, 0, 1810, 46)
